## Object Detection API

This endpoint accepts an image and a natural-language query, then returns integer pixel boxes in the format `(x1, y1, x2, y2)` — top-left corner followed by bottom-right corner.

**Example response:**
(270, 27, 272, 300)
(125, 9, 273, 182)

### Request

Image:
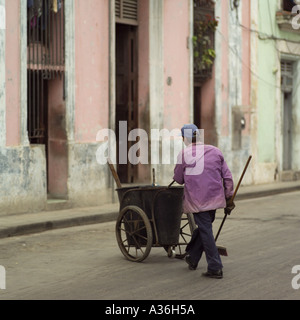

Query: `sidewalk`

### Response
(0, 180, 300, 239)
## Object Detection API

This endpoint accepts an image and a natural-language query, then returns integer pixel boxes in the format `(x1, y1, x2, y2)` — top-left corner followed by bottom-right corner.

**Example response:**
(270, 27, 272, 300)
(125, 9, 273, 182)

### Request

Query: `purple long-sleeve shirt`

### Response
(173, 143, 234, 213)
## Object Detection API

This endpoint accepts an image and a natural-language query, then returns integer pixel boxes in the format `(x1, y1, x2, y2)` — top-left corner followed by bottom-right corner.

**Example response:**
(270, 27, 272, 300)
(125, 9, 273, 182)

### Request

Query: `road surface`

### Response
(0, 191, 300, 300)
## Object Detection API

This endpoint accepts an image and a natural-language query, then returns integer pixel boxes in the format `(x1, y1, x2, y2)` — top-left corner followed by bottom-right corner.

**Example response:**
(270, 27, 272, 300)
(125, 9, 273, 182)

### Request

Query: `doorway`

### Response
(193, 85, 202, 129)
(283, 92, 292, 170)
(281, 60, 294, 171)
(27, 0, 67, 198)
(116, 24, 138, 183)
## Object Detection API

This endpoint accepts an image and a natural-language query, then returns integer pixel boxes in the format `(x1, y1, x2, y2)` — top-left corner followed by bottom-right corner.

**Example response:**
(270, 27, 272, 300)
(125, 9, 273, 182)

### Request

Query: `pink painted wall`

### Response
(163, 0, 190, 130)
(75, 0, 109, 142)
(6, 0, 20, 146)
(201, 69, 216, 145)
(241, 0, 251, 136)
(220, 0, 229, 137)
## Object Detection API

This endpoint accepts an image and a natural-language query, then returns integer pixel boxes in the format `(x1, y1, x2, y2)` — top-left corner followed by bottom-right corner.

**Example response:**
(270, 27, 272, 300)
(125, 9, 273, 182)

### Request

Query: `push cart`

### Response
(115, 185, 194, 262)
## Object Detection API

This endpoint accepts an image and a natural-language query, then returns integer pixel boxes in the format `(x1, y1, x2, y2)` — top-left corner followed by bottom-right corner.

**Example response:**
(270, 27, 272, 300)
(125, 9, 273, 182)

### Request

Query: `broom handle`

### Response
(215, 155, 252, 242)
(229, 155, 252, 205)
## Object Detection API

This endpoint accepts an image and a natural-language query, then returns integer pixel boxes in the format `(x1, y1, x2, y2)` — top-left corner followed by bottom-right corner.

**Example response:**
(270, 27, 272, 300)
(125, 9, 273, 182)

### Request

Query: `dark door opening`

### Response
(27, 0, 67, 199)
(281, 60, 294, 171)
(27, 70, 49, 188)
(193, 85, 202, 129)
(116, 23, 138, 183)
(283, 92, 292, 170)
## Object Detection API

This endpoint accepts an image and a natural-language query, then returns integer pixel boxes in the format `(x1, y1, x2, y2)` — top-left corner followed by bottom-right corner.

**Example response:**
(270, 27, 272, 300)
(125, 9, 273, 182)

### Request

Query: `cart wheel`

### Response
(116, 205, 153, 262)
(175, 213, 196, 259)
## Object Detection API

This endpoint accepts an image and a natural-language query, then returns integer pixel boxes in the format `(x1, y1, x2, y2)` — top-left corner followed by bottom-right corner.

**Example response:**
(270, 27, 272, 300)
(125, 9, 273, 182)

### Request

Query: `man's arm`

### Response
(221, 157, 234, 199)
(221, 157, 235, 214)
(173, 152, 185, 185)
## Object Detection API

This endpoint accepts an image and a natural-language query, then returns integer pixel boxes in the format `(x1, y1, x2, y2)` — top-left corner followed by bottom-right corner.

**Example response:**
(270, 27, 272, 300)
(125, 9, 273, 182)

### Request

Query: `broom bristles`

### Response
(217, 245, 228, 257)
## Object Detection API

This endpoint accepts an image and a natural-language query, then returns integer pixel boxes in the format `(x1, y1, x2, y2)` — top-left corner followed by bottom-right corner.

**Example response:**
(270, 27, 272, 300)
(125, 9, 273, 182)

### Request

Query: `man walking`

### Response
(173, 124, 235, 279)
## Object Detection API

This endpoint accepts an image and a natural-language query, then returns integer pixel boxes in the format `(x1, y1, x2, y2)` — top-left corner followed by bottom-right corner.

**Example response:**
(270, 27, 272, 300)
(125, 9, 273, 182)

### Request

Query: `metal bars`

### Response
(281, 60, 293, 93)
(27, 0, 65, 143)
(27, 70, 47, 144)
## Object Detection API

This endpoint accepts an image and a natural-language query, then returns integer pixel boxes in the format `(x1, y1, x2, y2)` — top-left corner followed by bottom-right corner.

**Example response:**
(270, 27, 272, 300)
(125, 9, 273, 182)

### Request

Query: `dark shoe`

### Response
(202, 270, 223, 279)
(185, 254, 198, 270)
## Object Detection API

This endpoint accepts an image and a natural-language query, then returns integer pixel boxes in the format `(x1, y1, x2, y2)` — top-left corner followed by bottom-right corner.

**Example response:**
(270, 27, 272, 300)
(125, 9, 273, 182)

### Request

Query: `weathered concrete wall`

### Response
(0, 146, 47, 214)
(214, 0, 253, 185)
(0, 1, 46, 215)
(0, 0, 115, 214)
(68, 142, 111, 207)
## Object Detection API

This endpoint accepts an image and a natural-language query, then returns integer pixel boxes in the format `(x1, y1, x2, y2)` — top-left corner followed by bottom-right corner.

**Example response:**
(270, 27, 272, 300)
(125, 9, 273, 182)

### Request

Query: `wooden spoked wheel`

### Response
(174, 213, 197, 259)
(116, 205, 153, 262)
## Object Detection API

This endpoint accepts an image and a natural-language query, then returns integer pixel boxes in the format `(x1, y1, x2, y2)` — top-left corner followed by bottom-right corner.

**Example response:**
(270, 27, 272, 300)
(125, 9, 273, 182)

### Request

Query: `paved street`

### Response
(0, 191, 300, 300)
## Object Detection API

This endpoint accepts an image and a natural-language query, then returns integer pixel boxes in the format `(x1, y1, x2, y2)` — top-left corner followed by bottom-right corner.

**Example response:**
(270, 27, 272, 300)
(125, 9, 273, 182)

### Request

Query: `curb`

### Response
(235, 184, 300, 201)
(0, 210, 119, 239)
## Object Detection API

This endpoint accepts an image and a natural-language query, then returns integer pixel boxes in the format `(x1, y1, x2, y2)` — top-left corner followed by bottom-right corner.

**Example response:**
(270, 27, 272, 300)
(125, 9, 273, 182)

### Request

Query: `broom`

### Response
(215, 155, 252, 256)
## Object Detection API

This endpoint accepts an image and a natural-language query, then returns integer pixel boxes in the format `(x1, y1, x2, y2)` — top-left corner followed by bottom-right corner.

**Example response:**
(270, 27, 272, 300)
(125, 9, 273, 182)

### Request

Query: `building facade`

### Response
(251, 0, 300, 183)
(1, 0, 299, 216)
(205, 0, 300, 185)
(0, 0, 194, 215)
(210, 0, 253, 184)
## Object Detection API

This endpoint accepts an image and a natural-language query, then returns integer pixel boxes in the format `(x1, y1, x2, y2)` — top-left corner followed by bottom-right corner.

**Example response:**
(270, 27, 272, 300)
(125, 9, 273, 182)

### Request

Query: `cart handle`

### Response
(107, 158, 122, 188)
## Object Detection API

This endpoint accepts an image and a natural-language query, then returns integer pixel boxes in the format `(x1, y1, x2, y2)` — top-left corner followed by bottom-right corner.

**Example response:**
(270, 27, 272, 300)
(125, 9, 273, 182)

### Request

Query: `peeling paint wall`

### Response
(0, 146, 47, 214)
(215, 0, 253, 185)
(0, 0, 47, 215)
(68, 142, 110, 207)
(6, 0, 294, 216)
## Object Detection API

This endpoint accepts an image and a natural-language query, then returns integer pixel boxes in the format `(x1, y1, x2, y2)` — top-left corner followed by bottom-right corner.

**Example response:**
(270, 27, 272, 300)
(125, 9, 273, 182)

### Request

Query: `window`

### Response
(193, 0, 217, 84)
(281, 60, 294, 93)
(282, 0, 297, 12)
(27, 0, 65, 144)
(115, 0, 138, 26)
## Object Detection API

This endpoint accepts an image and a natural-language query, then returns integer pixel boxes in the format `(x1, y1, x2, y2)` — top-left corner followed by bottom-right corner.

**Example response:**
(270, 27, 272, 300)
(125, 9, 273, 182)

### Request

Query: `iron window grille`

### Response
(27, 0, 65, 144)
(281, 60, 294, 93)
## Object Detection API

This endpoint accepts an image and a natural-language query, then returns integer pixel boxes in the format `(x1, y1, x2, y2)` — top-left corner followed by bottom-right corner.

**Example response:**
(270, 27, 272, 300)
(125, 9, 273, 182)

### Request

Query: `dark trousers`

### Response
(186, 210, 223, 272)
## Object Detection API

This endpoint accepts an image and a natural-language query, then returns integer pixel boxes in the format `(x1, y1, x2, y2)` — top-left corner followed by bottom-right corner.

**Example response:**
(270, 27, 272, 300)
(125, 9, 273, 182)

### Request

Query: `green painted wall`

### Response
(257, 0, 300, 164)
(257, 0, 277, 163)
